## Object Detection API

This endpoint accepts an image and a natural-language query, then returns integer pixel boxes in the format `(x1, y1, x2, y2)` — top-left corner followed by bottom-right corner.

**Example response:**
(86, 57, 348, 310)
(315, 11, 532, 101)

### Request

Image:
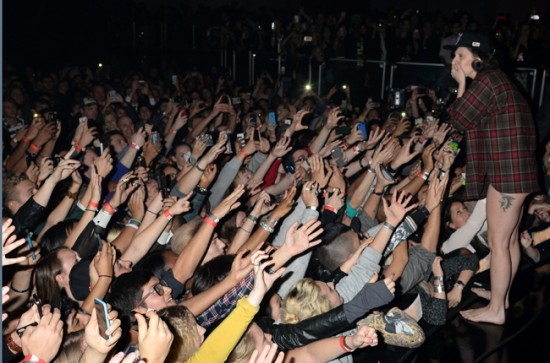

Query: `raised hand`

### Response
(168, 193, 193, 216)
(110, 172, 140, 209)
(281, 220, 324, 257)
(135, 311, 173, 363)
(50, 159, 81, 184)
(94, 149, 114, 178)
(2, 219, 27, 266)
(381, 190, 418, 226)
(85, 305, 122, 353)
(311, 155, 333, 189)
(271, 185, 297, 220)
(271, 136, 292, 159)
(247, 251, 286, 306)
(349, 324, 379, 349)
(211, 184, 245, 218)
(21, 306, 64, 362)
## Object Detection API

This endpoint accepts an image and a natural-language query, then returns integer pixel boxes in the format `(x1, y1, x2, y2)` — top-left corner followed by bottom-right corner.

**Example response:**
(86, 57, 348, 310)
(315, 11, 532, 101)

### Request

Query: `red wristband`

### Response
(36, 178, 43, 185)
(21, 137, 31, 144)
(88, 200, 99, 209)
(204, 216, 218, 228)
(163, 209, 173, 221)
(130, 142, 141, 150)
(74, 139, 83, 152)
(339, 336, 354, 352)
(29, 143, 41, 153)
(239, 148, 249, 158)
(324, 205, 337, 213)
(103, 202, 117, 214)
(23, 355, 47, 363)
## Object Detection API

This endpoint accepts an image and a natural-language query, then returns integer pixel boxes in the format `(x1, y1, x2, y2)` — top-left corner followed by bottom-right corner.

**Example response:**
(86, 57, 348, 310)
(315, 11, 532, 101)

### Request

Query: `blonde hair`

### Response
(170, 216, 202, 255)
(227, 330, 256, 363)
(158, 305, 200, 362)
(280, 278, 331, 324)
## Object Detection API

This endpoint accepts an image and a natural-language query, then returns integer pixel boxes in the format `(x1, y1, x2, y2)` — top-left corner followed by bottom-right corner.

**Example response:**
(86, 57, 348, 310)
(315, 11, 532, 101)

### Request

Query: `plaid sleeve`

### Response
(196, 271, 255, 328)
(448, 78, 493, 131)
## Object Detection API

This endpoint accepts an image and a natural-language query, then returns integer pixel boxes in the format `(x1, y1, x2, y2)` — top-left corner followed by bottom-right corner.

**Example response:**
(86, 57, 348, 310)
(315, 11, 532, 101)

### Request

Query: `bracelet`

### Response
(417, 171, 430, 181)
(372, 190, 384, 196)
(455, 280, 465, 289)
(305, 205, 318, 211)
(195, 163, 206, 172)
(324, 205, 337, 213)
(129, 218, 142, 226)
(146, 209, 159, 216)
(29, 143, 42, 153)
(66, 191, 78, 200)
(130, 142, 141, 150)
(382, 221, 395, 232)
(22, 354, 47, 363)
(352, 145, 361, 154)
(240, 226, 252, 233)
(170, 128, 178, 134)
(88, 200, 99, 209)
(10, 285, 30, 293)
(433, 284, 445, 294)
(125, 222, 139, 229)
(266, 216, 278, 226)
(247, 215, 258, 224)
(98, 274, 113, 279)
(366, 165, 376, 174)
(163, 209, 173, 221)
(103, 202, 117, 215)
(339, 336, 355, 353)
(86, 208, 98, 213)
(260, 221, 274, 233)
(418, 136, 428, 144)
(5, 333, 22, 353)
(204, 215, 218, 227)
(196, 185, 208, 193)
(239, 148, 249, 158)
(21, 137, 31, 144)
(433, 275, 444, 282)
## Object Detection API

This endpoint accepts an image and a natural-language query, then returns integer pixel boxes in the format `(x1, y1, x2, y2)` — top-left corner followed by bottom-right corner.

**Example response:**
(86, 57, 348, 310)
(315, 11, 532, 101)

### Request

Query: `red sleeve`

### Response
(262, 159, 282, 189)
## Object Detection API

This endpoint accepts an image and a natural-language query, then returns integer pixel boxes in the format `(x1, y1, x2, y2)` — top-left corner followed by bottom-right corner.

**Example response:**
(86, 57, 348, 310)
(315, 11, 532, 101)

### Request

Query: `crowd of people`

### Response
(2, 11, 550, 363)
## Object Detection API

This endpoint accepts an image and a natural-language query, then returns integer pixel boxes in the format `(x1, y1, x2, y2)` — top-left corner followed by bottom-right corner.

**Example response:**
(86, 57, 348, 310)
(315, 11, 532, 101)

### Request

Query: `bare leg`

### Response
(460, 185, 527, 324)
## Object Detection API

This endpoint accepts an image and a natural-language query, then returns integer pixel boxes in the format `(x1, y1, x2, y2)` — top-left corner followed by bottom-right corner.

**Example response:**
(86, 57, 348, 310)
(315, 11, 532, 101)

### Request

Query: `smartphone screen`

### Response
(94, 298, 111, 340)
(331, 148, 346, 168)
(357, 122, 368, 140)
(268, 111, 277, 126)
(253, 129, 261, 142)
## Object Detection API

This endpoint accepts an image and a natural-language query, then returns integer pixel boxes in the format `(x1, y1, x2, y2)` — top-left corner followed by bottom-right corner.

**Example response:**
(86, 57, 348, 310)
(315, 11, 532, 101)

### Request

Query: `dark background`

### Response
(4, 0, 549, 71)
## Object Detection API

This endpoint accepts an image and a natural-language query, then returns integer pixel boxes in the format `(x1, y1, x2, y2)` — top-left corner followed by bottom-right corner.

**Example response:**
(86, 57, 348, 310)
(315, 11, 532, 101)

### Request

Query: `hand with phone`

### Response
(83, 302, 122, 357)
(20, 306, 64, 363)
(135, 311, 174, 363)
(2, 219, 27, 266)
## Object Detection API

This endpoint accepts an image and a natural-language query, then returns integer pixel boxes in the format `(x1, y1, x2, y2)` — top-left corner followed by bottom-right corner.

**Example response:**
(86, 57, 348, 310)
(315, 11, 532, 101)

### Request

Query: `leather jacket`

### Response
(260, 306, 352, 351)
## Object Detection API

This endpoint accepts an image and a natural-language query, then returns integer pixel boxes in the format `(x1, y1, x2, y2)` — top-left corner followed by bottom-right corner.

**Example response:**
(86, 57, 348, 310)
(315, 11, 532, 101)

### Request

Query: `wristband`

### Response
(98, 274, 113, 279)
(204, 215, 217, 227)
(103, 202, 117, 215)
(74, 139, 84, 152)
(247, 215, 258, 224)
(352, 145, 361, 154)
(195, 163, 206, 172)
(372, 190, 384, 196)
(163, 209, 173, 221)
(130, 142, 141, 150)
(21, 137, 31, 144)
(170, 128, 178, 134)
(266, 216, 278, 226)
(433, 284, 445, 294)
(418, 136, 427, 144)
(88, 200, 99, 209)
(22, 355, 47, 363)
(5, 333, 22, 353)
(239, 148, 249, 158)
(29, 143, 41, 153)
(305, 205, 318, 211)
(260, 221, 274, 233)
(36, 178, 43, 186)
(324, 205, 337, 213)
(339, 336, 354, 353)
(382, 221, 396, 232)
(417, 171, 429, 181)
(455, 280, 465, 289)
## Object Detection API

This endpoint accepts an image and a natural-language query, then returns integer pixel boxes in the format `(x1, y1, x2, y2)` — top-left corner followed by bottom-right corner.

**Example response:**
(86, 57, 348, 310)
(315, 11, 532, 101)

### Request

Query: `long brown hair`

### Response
(34, 247, 68, 304)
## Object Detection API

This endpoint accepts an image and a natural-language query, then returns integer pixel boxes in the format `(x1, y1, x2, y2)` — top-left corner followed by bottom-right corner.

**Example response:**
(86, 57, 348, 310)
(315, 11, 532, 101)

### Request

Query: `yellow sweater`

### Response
(186, 297, 259, 363)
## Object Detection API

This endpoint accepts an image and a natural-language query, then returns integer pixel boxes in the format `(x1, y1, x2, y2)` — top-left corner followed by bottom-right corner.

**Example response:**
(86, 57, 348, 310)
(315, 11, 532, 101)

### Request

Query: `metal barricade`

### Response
(389, 62, 448, 94)
(511, 67, 538, 101)
(540, 69, 548, 109)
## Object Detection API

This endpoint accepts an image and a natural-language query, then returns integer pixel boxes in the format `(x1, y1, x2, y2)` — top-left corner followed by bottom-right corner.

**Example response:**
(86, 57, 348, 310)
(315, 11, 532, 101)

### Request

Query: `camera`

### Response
(48, 112, 58, 122)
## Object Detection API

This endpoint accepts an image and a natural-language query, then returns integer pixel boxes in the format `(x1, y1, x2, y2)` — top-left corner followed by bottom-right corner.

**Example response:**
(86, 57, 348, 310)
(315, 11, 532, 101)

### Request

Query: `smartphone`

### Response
(94, 298, 111, 340)
(357, 122, 368, 140)
(280, 66, 286, 74)
(294, 15, 300, 23)
(225, 132, 233, 154)
(232, 97, 241, 105)
(284, 118, 292, 125)
(283, 159, 296, 174)
(268, 111, 277, 126)
(271, 22, 275, 30)
(138, 80, 145, 86)
(203, 134, 214, 147)
(157, 173, 170, 199)
(171, 74, 178, 85)
(24, 229, 36, 260)
(331, 147, 347, 168)
(250, 113, 257, 125)
(108, 90, 117, 101)
(253, 129, 261, 142)
(335, 126, 351, 136)
(220, 95, 230, 104)
(303, 36, 313, 42)
(31, 294, 43, 318)
(79, 116, 88, 124)
(100, 142, 104, 155)
(152, 131, 160, 145)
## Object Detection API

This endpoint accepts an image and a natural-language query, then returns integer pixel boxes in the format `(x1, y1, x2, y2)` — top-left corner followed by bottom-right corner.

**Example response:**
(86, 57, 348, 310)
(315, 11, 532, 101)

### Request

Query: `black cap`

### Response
(443, 30, 495, 53)
(69, 258, 92, 301)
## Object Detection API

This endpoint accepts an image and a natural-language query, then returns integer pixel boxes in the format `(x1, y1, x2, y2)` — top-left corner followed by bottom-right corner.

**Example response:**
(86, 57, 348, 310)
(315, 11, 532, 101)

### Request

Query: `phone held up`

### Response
(94, 298, 112, 340)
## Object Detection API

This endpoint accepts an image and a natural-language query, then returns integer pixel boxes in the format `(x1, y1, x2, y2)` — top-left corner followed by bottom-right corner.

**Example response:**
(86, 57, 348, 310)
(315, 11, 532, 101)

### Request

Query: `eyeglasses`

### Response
(135, 280, 167, 308)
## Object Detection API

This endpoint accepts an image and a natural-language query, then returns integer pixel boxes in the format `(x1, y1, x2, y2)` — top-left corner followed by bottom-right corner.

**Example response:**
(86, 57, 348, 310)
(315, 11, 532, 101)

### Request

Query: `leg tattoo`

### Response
(499, 193, 514, 212)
